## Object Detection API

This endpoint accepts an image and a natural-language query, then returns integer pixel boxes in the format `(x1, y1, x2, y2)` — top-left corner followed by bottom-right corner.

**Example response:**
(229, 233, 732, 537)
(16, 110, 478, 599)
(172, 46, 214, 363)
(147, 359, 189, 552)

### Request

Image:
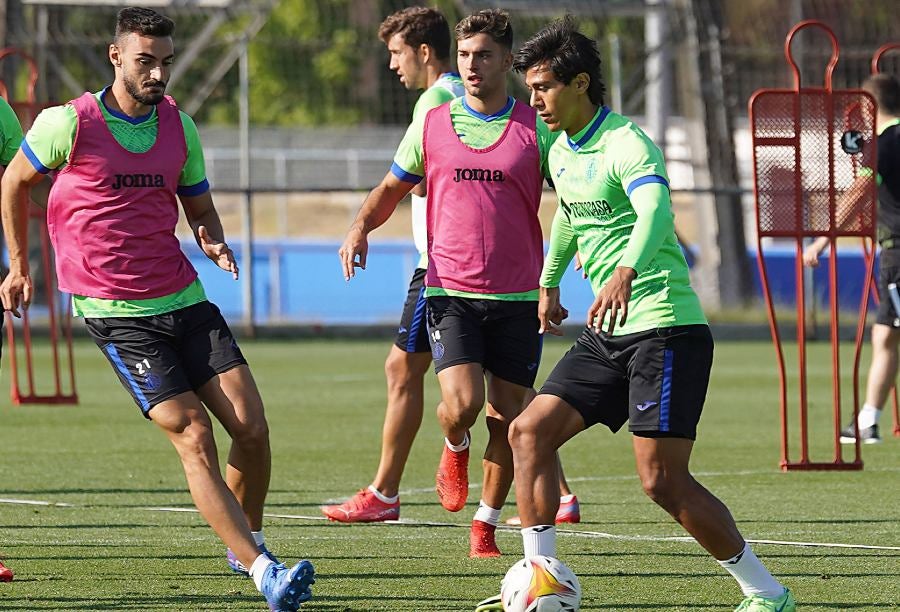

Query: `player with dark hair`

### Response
(322, 6, 465, 523)
(476, 16, 795, 612)
(0, 7, 314, 610)
(339, 8, 560, 557)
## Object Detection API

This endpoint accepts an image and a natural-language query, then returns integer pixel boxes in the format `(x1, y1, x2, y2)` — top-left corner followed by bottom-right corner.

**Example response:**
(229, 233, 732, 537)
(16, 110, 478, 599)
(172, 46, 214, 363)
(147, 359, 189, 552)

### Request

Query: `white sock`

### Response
(249, 554, 275, 592)
(522, 525, 556, 558)
(717, 543, 784, 598)
(368, 485, 399, 505)
(251, 530, 265, 548)
(473, 500, 501, 526)
(559, 494, 575, 504)
(445, 432, 470, 452)
(857, 404, 881, 429)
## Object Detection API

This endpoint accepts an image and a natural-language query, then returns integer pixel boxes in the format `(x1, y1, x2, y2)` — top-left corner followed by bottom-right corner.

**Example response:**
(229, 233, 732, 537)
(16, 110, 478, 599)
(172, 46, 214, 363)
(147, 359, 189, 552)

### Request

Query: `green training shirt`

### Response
(23, 88, 210, 317)
(0, 97, 24, 166)
(391, 95, 557, 301)
(541, 106, 707, 335)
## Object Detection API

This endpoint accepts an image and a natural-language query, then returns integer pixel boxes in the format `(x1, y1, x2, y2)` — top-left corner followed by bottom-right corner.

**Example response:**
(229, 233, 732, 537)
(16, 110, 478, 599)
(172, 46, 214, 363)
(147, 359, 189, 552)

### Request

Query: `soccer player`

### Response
(321, 6, 464, 524)
(0, 8, 314, 610)
(0, 93, 24, 584)
(804, 73, 900, 445)
(477, 17, 795, 611)
(339, 9, 557, 557)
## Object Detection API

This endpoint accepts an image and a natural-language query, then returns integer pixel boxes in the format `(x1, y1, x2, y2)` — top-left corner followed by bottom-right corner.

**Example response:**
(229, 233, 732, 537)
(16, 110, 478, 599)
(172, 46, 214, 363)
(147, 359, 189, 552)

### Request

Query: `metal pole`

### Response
(645, 0, 671, 151)
(609, 33, 623, 112)
(239, 40, 255, 337)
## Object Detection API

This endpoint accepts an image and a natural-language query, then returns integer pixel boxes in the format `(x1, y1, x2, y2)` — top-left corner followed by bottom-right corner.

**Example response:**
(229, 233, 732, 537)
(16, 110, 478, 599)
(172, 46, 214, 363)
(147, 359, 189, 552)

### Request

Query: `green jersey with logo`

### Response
(541, 106, 706, 335)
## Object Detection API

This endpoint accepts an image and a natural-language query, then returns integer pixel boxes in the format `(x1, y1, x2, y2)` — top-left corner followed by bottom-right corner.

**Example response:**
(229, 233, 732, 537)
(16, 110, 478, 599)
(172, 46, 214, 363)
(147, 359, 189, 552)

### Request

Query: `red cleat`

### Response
(505, 495, 581, 526)
(0, 561, 13, 582)
(320, 489, 400, 523)
(469, 519, 501, 558)
(435, 441, 469, 512)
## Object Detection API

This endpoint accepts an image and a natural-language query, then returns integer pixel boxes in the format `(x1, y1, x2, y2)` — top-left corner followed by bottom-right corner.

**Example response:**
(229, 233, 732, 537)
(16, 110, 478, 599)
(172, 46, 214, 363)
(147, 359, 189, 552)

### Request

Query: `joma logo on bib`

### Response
(112, 173, 166, 189)
(453, 168, 505, 183)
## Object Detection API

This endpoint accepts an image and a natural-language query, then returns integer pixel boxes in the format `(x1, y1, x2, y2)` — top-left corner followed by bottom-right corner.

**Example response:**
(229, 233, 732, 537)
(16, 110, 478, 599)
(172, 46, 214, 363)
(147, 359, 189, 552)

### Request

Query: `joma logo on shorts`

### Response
(112, 173, 166, 189)
(453, 168, 505, 182)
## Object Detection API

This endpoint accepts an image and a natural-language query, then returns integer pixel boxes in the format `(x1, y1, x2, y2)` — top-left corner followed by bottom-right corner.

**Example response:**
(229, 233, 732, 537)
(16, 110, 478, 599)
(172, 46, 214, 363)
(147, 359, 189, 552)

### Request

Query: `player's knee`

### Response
(173, 422, 218, 463)
(507, 415, 540, 455)
(230, 417, 270, 450)
(639, 472, 681, 510)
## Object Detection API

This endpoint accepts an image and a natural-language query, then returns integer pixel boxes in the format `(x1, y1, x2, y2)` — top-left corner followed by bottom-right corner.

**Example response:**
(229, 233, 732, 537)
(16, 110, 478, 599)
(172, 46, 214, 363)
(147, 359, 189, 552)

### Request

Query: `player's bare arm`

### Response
(180, 191, 239, 280)
(0, 149, 44, 316)
(339, 171, 414, 280)
(803, 173, 876, 267)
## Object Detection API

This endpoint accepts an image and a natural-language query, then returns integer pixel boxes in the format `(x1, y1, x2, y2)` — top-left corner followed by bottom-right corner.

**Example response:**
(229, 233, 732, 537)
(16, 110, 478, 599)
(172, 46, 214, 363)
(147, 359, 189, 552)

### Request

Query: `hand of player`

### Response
(573, 252, 587, 279)
(0, 268, 33, 318)
(802, 238, 828, 268)
(587, 266, 635, 335)
(198, 225, 239, 280)
(538, 286, 568, 336)
(338, 226, 368, 281)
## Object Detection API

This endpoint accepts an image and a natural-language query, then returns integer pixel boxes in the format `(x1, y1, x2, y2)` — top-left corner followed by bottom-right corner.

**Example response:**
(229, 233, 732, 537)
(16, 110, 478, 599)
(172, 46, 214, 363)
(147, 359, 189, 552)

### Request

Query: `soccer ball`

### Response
(500, 555, 581, 611)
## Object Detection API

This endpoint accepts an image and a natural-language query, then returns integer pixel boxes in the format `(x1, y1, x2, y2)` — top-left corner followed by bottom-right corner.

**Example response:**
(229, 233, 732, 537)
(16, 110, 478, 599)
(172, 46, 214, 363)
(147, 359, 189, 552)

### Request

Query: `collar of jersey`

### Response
(440, 71, 461, 80)
(98, 86, 156, 125)
(566, 105, 610, 151)
(461, 95, 514, 121)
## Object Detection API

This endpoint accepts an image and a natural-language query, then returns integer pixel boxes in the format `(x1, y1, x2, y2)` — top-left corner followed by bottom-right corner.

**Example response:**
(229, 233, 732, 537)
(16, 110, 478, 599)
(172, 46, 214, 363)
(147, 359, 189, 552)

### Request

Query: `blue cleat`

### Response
(227, 544, 279, 576)
(261, 560, 316, 611)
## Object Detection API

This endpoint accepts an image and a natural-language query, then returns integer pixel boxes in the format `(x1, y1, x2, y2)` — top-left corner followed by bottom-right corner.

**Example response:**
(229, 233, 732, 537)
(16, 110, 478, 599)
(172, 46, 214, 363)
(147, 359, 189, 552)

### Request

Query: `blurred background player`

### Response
(477, 17, 795, 612)
(321, 6, 464, 523)
(0, 8, 313, 610)
(339, 9, 557, 557)
(321, 6, 580, 528)
(804, 73, 900, 445)
(0, 93, 24, 583)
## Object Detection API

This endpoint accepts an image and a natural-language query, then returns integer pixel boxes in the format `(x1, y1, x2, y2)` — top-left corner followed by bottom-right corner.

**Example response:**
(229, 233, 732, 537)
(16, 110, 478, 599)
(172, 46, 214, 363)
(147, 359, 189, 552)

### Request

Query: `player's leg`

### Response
(322, 269, 431, 522)
(505, 388, 582, 526)
(175, 301, 279, 573)
(843, 323, 899, 443)
(469, 300, 542, 556)
(152, 394, 314, 609)
(628, 325, 793, 610)
(508, 393, 586, 557)
(0, 559, 12, 582)
(430, 296, 487, 512)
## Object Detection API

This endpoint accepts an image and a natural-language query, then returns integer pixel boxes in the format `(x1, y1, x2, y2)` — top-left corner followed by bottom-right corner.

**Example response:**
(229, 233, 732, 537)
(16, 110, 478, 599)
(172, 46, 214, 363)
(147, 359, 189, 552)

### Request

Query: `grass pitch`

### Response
(0, 336, 898, 610)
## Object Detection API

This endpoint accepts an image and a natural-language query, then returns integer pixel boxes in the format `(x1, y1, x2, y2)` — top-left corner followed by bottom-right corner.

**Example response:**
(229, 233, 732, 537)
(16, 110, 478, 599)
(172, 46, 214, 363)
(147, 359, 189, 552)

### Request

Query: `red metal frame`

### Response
(750, 20, 877, 470)
(0, 47, 77, 405)
(870, 42, 900, 438)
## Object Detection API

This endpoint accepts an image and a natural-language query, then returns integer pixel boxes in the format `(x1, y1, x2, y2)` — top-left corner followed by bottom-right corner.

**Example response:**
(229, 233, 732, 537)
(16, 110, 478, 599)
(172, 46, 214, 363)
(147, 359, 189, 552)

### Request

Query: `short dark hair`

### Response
(513, 16, 606, 106)
(115, 7, 175, 43)
(455, 9, 513, 50)
(378, 7, 451, 61)
(863, 73, 900, 116)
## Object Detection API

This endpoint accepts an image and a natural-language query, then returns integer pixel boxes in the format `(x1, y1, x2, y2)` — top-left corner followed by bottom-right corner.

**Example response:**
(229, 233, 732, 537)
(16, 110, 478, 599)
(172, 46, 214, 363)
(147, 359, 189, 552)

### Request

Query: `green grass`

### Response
(0, 337, 898, 610)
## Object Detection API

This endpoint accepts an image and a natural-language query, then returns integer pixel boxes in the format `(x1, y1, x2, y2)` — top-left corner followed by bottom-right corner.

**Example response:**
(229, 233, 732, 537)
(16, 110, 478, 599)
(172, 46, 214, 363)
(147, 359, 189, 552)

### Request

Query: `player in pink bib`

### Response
(0, 8, 313, 610)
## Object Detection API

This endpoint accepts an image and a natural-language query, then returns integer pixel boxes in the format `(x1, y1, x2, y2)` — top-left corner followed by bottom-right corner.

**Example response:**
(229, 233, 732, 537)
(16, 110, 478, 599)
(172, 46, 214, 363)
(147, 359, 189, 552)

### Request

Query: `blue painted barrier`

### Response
(187, 240, 878, 324)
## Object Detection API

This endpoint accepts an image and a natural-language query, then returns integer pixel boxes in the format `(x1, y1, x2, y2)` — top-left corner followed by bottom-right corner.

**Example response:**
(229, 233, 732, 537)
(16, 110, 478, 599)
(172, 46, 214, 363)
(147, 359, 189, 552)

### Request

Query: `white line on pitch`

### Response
(0, 497, 74, 507)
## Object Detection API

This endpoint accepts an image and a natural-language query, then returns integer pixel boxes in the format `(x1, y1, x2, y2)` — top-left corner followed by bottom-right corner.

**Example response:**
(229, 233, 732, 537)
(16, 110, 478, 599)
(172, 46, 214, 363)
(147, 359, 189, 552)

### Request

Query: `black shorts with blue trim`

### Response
(426, 295, 542, 388)
(539, 324, 712, 439)
(394, 268, 431, 354)
(84, 301, 247, 419)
